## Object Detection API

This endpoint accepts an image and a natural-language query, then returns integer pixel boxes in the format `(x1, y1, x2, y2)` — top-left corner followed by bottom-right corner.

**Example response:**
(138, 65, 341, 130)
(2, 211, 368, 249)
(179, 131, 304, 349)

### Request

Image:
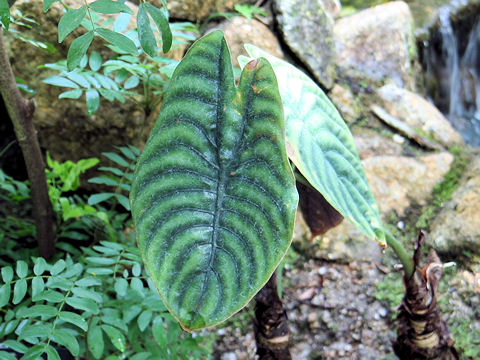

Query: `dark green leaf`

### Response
(18, 324, 52, 340)
(0, 0, 10, 30)
(89, 50, 102, 71)
(85, 257, 116, 266)
(95, 28, 137, 55)
(58, 6, 87, 43)
(130, 277, 143, 293)
(50, 259, 66, 275)
(137, 4, 157, 58)
(0, 351, 16, 360)
(17, 304, 57, 319)
(66, 296, 99, 314)
(102, 152, 129, 167)
(75, 277, 102, 287)
(130, 353, 151, 360)
(52, 328, 80, 357)
(1, 266, 13, 282)
(67, 31, 94, 71)
(130, 31, 297, 330)
(88, 324, 104, 359)
(86, 267, 113, 275)
(132, 263, 141, 277)
(86, 88, 100, 114)
(240, 45, 386, 244)
(31, 276, 45, 299)
(2, 340, 28, 354)
(59, 311, 88, 331)
(114, 278, 128, 296)
(71, 287, 103, 303)
(36, 290, 64, 303)
(123, 304, 141, 323)
(152, 316, 166, 351)
(123, 75, 139, 89)
(144, 3, 172, 53)
(101, 324, 126, 352)
(44, 0, 59, 12)
(33, 258, 47, 276)
(46, 277, 73, 291)
(115, 194, 130, 211)
(88, 192, 115, 205)
(13, 279, 27, 304)
(59, 89, 83, 99)
(137, 309, 152, 332)
(43, 76, 79, 88)
(45, 345, 61, 360)
(19, 344, 45, 360)
(89, 0, 133, 14)
(0, 284, 11, 308)
(16, 260, 28, 278)
(66, 72, 90, 88)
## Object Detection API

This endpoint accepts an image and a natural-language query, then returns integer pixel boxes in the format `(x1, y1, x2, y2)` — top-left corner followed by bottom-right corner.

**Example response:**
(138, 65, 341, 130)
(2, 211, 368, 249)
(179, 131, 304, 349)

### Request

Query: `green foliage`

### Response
(49, 0, 172, 70)
(131, 31, 298, 330)
(239, 45, 385, 245)
(0, 242, 212, 359)
(233, 4, 267, 19)
(374, 272, 403, 319)
(0, 0, 10, 30)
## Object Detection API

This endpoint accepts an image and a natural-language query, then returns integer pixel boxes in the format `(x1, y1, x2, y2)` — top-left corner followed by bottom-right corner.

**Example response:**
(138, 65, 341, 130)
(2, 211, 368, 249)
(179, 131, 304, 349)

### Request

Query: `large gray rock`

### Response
(5, 0, 182, 163)
(294, 152, 454, 262)
(214, 16, 283, 68)
(430, 155, 480, 256)
(273, 0, 335, 89)
(377, 84, 464, 148)
(334, 1, 417, 90)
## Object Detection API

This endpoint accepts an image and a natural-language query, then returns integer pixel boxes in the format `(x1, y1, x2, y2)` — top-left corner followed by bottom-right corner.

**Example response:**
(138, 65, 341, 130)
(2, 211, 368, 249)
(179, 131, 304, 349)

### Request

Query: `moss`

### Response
(415, 145, 469, 230)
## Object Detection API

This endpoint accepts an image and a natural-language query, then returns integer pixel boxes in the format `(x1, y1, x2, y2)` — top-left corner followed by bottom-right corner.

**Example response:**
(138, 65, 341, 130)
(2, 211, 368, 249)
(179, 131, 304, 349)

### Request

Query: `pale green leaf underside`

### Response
(131, 31, 298, 330)
(239, 45, 385, 245)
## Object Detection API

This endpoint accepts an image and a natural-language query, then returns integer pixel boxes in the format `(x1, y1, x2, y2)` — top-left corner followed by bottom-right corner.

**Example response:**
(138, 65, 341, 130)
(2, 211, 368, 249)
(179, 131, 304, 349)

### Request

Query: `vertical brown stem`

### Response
(254, 271, 292, 360)
(0, 27, 55, 259)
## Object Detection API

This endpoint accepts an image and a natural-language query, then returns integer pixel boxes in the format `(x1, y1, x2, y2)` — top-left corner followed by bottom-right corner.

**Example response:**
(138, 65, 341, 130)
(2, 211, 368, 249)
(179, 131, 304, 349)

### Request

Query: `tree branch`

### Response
(0, 27, 55, 259)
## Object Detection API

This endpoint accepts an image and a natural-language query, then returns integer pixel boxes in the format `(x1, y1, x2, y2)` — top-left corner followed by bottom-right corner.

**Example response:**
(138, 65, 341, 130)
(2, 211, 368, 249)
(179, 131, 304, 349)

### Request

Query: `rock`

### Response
(322, 0, 342, 19)
(334, 1, 417, 90)
(430, 155, 480, 256)
(328, 84, 361, 124)
(5, 0, 182, 164)
(273, 0, 335, 89)
(352, 130, 403, 160)
(213, 16, 283, 67)
(377, 84, 463, 147)
(294, 153, 454, 262)
(163, 0, 256, 21)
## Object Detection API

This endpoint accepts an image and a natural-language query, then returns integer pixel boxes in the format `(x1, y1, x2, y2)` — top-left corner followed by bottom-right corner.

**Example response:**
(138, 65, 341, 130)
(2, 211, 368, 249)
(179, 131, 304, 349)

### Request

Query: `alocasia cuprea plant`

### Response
(130, 30, 298, 330)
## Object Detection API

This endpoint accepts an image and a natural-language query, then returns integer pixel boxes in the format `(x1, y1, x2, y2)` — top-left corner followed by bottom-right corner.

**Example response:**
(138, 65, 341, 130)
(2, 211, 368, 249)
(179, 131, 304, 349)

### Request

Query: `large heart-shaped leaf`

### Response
(239, 46, 385, 245)
(130, 31, 298, 330)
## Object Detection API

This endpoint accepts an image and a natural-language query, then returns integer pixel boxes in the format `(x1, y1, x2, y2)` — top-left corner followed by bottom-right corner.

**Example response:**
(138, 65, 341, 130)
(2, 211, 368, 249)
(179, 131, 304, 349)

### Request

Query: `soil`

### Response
(212, 251, 480, 360)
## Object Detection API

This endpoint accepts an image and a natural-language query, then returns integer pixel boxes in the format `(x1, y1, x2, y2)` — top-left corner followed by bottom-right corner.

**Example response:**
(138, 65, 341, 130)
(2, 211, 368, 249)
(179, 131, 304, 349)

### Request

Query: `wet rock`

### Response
(273, 0, 335, 89)
(430, 155, 480, 256)
(214, 16, 283, 67)
(377, 83, 463, 147)
(334, 1, 417, 90)
(164, 0, 256, 21)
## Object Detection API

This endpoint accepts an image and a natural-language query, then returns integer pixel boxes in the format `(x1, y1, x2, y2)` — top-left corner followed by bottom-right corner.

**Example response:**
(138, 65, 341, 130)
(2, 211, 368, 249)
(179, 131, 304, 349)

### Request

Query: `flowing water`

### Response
(423, 2, 480, 146)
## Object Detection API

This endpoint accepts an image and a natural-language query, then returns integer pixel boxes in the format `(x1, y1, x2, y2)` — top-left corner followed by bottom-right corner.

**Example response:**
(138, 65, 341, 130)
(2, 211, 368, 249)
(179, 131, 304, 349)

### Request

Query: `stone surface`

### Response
(377, 84, 463, 147)
(430, 155, 480, 256)
(328, 84, 361, 124)
(294, 152, 454, 262)
(334, 1, 417, 90)
(352, 130, 403, 160)
(322, 0, 342, 19)
(273, 0, 335, 89)
(5, 0, 182, 164)
(213, 16, 283, 67)
(163, 0, 256, 21)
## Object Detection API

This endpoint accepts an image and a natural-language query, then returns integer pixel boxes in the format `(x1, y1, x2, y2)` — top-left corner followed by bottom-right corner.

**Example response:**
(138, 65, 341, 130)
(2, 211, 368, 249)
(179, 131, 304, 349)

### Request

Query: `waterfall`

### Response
(423, 3, 480, 146)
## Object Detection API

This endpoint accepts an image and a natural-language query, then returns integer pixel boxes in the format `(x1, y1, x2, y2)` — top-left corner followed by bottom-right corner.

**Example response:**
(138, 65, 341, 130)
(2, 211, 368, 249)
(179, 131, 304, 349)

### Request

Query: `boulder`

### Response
(214, 16, 283, 68)
(377, 84, 463, 147)
(328, 84, 361, 124)
(334, 1, 417, 90)
(352, 130, 403, 160)
(5, 0, 183, 164)
(273, 0, 335, 89)
(163, 0, 256, 21)
(294, 152, 454, 262)
(430, 155, 480, 256)
(322, 0, 342, 19)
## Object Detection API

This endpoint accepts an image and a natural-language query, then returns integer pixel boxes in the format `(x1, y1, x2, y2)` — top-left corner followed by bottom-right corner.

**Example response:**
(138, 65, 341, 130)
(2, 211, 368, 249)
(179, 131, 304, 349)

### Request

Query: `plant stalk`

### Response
(253, 271, 292, 360)
(0, 27, 55, 259)
(385, 230, 414, 279)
